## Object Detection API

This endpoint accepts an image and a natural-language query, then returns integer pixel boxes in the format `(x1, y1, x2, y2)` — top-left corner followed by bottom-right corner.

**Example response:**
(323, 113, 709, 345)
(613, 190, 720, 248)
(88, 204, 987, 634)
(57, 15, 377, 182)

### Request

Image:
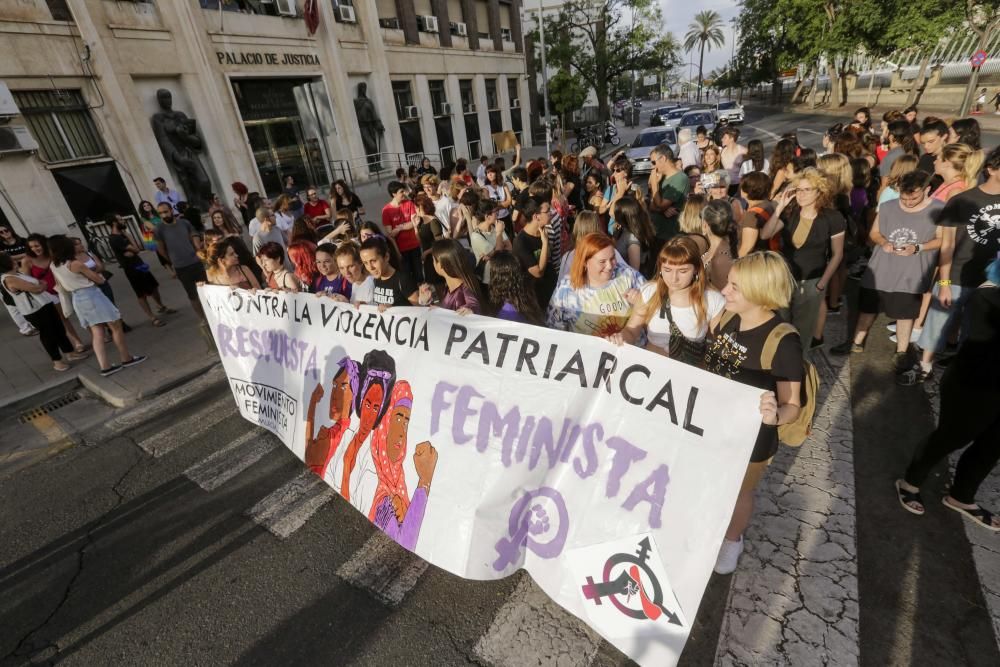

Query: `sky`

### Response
(658, 0, 740, 79)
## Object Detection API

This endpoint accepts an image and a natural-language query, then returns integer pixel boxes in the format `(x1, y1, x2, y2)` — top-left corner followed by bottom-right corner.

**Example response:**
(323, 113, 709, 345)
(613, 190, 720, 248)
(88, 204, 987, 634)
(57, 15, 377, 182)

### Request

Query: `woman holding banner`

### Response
(545, 233, 644, 338)
(608, 236, 725, 367)
(704, 251, 803, 575)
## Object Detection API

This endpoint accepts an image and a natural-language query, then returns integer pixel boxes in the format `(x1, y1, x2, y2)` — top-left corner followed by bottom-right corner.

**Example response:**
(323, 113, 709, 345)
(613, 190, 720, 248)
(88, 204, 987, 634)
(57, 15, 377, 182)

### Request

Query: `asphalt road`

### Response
(2, 106, 999, 666)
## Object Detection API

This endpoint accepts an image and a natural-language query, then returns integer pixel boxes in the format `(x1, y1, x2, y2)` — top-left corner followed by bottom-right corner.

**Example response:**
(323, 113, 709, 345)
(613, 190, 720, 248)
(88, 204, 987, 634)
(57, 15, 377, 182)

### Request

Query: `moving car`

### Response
(625, 127, 678, 176)
(677, 110, 716, 137)
(715, 100, 745, 124)
(660, 107, 690, 129)
(649, 104, 682, 126)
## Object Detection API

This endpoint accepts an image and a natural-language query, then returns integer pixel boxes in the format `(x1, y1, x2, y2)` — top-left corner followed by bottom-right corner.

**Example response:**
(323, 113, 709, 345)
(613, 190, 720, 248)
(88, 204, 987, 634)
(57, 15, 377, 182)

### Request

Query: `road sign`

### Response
(971, 50, 988, 68)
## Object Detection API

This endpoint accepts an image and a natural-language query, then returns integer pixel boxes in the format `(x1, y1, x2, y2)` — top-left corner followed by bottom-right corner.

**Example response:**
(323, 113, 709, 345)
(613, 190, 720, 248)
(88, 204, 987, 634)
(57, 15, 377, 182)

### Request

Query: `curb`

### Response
(0, 375, 82, 422)
(77, 359, 223, 409)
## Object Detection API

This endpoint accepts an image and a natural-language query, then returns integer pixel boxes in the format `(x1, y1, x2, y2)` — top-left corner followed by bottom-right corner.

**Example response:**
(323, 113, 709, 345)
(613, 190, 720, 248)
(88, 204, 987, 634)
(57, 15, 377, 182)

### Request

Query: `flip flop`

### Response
(157, 306, 177, 314)
(895, 479, 925, 516)
(942, 498, 1000, 532)
(151, 318, 166, 327)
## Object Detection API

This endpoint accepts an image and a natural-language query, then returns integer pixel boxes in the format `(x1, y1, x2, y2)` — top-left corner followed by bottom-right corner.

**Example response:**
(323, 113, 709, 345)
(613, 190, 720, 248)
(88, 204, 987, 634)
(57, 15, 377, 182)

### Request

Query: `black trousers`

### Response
(24, 303, 73, 361)
(905, 365, 1000, 504)
(400, 247, 423, 282)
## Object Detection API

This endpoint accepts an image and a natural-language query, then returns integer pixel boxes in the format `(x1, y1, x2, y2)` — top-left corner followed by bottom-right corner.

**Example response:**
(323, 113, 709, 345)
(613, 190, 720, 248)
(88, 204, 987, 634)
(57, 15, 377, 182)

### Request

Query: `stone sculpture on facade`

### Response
(150, 88, 212, 206)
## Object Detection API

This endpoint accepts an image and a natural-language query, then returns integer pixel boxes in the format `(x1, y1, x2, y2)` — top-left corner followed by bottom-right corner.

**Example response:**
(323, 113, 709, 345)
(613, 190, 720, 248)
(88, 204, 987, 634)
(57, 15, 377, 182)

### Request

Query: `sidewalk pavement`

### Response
(761, 99, 1000, 131)
(0, 257, 220, 412)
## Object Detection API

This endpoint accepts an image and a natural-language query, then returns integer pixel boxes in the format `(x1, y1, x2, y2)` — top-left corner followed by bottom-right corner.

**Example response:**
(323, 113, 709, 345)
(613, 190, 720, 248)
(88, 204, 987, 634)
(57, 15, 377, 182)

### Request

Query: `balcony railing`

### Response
(199, 0, 300, 18)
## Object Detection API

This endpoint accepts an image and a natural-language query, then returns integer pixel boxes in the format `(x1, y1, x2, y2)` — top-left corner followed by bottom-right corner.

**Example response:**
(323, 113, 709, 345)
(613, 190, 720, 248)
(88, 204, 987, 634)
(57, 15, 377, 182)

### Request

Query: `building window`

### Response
(44, 0, 72, 20)
(392, 81, 415, 117)
(13, 90, 105, 163)
(485, 79, 498, 110)
(459, 79, 475, 112)
(332, 0, 356, 23)
(507, 77, 522, 136)
(429, 80, 448, 116)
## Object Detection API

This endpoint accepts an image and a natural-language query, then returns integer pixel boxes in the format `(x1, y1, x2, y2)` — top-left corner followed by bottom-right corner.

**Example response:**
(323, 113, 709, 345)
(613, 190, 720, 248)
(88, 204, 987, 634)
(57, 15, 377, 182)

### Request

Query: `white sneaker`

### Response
(714, 536, 744, 575)
(890, 328, 922, 344)
(886, 322, 897, 333)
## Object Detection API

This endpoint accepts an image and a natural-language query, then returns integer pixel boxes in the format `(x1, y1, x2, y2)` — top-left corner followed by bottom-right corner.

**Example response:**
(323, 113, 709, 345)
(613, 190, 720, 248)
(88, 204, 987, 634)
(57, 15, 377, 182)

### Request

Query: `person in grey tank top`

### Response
(832, 171, 944, 372)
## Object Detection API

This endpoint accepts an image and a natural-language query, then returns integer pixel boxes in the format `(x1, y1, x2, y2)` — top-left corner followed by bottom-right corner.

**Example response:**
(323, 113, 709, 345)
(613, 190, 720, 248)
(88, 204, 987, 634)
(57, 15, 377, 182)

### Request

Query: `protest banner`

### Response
(198, 285, 763, 666)
(491, 130, 519, 153)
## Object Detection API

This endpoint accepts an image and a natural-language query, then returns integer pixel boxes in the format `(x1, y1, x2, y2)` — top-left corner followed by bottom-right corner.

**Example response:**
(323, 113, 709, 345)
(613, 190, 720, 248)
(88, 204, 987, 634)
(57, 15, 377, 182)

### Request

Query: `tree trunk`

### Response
(596, 76, 610, 121)
(959, 28, 997, 115)
(697, 40, 706, 102)
(827, 61, 840, 107)
(791, 67, 811, 105)
(905, 55, 930, 107)
(865, 62, 877, 107)
(808, 64, 820, 107)
(771, 76, 782, 105)
(839, 57, 849, 107)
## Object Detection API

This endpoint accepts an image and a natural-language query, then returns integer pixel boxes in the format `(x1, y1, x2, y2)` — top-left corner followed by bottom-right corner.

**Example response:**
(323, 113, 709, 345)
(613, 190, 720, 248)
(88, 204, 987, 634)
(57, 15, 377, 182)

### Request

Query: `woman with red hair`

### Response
(287, 240, 318, 291)
(545, 232, 645, 337)
(609, 235, 725, 366)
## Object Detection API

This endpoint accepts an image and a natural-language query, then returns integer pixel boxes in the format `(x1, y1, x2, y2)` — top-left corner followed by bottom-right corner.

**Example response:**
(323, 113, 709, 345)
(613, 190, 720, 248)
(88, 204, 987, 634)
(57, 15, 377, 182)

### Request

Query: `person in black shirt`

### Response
(359, 236, 423, 310)
(705, 250, 804, 574)
(513, 199, 555, 308)
(108, 218, 174, 327)
(896, 261, 1000, 532)
(0, 224, 36, 335)
(916, 118, 948, 192)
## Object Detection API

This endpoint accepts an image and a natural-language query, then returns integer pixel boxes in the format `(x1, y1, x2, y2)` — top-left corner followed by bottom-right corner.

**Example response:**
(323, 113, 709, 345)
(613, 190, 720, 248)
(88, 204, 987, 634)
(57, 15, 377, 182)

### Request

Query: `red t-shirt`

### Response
(304, 200, 331, 221)
(382, 200, 419, 252)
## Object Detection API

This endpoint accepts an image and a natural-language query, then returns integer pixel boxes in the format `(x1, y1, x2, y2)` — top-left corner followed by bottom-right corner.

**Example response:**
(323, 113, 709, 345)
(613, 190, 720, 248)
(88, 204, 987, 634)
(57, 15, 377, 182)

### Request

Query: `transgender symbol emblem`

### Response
(581, 536, 684, 626)
(492, 487, 569, 571)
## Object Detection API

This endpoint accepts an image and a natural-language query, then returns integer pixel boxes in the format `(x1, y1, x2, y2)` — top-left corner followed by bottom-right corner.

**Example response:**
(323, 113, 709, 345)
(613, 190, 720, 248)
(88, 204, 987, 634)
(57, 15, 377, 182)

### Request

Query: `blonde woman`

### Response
(702, 145, 722, 174)
(761, 168, 846, 354)
(678, 193, 709, 254)
(816, 152, 854, 332)
(705, 251, 803, 574)
(878, 154, 920, 204)
(933, 143, 984, 202)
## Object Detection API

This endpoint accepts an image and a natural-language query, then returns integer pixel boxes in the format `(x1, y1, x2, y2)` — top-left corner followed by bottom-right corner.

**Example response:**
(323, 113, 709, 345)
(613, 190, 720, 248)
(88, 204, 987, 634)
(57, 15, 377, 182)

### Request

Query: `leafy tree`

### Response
(683, 10, 726, 103)
(958, 1, 1000, 115)
(530, 0, 680, 120)
(547, 70, 589, 138)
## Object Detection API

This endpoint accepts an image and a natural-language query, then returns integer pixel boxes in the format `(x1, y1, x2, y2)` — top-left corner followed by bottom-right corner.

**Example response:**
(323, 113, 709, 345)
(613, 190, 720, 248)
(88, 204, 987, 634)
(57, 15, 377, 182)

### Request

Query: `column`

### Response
(396, 0, 419, 44)
(518, 76, 532, 147)
(523, 33, 542, 143)
(473, 74, 493, 154)
(413, 75, 440, 156)
(509, 0, 523, 54)
(433, 0, 452, 48)
(446, 76, 469, 160)
(460, 0, 479, 50)
(487, 0, 502, 51)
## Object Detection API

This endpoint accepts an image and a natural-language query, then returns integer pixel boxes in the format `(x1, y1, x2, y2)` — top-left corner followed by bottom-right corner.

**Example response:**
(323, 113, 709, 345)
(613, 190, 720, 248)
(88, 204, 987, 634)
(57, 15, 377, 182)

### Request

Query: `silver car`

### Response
(625, 127, 678, 176)
(660, 107, 690, 129)
(677, 110, 716, 136)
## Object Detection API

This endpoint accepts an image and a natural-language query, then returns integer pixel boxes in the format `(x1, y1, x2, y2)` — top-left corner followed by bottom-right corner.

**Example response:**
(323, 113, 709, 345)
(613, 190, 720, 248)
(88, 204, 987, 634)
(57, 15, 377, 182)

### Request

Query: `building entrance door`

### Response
(244, 118, 321, 196)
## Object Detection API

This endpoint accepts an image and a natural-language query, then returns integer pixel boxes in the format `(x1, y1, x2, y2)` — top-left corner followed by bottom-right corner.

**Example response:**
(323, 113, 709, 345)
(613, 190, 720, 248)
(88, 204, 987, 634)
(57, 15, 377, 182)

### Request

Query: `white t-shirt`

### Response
(739, 158, 770, 177)
(641, 284, 726, 350)
(275, 211, 295, 233)
(350, 275, 375, 304)
(433, 196, 454, 235)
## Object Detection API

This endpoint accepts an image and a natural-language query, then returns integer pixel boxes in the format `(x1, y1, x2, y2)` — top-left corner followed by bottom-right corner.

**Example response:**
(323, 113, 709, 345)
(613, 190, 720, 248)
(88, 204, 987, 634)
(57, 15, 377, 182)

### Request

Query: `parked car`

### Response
(715, 100, 745, 123)
(649, 104, 682, 126)
(660, 107, 690, 129)
(677, 110, 716, 137)
(625, 127, 679, 176)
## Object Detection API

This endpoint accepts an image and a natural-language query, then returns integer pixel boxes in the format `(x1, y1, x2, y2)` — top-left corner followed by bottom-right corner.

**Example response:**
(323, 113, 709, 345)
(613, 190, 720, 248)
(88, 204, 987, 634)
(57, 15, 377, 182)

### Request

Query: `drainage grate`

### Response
(18, 391, 83, 424)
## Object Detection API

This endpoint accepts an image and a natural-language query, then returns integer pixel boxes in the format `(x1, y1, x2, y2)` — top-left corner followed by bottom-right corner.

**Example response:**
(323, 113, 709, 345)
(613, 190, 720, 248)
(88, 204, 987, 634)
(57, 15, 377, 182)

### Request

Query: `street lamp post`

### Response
(537, 0, 551, 157)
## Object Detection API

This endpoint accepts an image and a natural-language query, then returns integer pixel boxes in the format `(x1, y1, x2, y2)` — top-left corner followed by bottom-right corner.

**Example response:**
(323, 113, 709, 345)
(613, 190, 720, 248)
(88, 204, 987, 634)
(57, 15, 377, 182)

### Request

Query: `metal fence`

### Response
(329, 151, 442, 189)
(76, 214, 145, 265)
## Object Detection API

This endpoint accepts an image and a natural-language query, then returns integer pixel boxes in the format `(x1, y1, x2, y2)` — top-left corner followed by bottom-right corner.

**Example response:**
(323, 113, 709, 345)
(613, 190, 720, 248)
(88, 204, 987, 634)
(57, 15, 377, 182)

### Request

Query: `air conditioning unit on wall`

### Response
(501, 28, 512, 41)
(0, 83, 20, 120)
(417, 15, 439, 33)
(405, 106, 420, 119)
(337, 5, 356, 23)
(274, 0, 297, 17)
(439, 102, 453, 116)
(0, 126, 39, 156)
(511, 98, 520, 109)
(450, 22, 467, 37)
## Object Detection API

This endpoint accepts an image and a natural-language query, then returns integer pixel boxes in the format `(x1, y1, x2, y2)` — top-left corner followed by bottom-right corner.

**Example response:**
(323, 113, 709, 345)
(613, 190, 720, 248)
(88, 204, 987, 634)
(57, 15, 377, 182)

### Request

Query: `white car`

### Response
(715, 100, 744, 124)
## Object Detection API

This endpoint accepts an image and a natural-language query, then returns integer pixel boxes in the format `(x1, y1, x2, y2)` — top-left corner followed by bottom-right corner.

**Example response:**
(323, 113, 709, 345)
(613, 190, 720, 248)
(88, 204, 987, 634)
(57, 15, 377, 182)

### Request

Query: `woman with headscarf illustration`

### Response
(304, 356, 359, 480)
(366, 381, 438, 550)
(335, 350, 395, 510)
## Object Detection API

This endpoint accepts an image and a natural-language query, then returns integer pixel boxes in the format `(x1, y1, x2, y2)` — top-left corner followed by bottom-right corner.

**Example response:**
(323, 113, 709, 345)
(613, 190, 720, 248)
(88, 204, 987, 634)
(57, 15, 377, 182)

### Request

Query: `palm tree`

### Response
(683, 11, 725, 103)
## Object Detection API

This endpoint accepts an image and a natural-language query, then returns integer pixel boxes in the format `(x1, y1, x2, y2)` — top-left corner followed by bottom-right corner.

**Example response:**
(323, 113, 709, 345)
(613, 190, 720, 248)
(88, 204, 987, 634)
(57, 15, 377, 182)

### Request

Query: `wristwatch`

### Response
(915, 243, 923, 253)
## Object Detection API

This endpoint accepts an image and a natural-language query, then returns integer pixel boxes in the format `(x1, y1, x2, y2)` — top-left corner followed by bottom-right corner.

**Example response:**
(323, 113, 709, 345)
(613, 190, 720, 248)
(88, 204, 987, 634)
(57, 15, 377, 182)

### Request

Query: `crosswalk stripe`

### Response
(714, 345, 861, 664)
(474, 575, 600, 667)
(336, 531, 429, 607)
(246, 470, 335, 539)
(137, 393, 238, 457)
(183, 429, 277, 491)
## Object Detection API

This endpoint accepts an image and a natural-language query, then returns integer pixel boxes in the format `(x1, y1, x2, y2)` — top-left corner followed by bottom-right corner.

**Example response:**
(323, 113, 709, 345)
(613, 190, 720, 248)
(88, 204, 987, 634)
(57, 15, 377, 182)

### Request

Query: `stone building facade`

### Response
(0, 0, 529, 236)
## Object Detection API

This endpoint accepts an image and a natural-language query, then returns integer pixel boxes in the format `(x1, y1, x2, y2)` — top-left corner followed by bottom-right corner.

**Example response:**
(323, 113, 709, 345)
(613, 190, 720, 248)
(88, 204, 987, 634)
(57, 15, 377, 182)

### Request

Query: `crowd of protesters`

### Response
(3, 101, 999, 567)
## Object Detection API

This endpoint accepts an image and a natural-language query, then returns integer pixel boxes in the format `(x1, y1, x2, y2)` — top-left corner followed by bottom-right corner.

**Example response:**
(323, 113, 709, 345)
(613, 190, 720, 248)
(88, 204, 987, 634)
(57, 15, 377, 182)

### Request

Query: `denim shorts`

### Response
(917, 283, 972, 354)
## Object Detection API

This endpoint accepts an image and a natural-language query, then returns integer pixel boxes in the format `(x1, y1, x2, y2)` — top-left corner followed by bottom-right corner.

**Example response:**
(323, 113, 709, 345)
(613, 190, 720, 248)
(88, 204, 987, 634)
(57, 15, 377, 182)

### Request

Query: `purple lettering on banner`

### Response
(452, 384, 482, 445)
(478, 400, 521, 459)
(513, 415, 535, 464)
(622, 464, 670, 529)
(573, 422, 602, 478)
(430, 381, 458, 436)
(492, 487, 569, 571)
(605, 436, 647, 499)
(217, 323, 237, 356)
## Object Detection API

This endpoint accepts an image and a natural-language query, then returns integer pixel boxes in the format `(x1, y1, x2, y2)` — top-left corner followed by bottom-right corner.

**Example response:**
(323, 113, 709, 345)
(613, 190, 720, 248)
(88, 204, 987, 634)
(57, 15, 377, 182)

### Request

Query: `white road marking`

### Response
(336, 530, 429, 607)
(745, 124, 782, 142)
(474, 575, 600, 667)
(246, 469, 335, 539)
(136, 393, 238, 457)
(184, 429, 277, 491)
(798, 128, 824, 135)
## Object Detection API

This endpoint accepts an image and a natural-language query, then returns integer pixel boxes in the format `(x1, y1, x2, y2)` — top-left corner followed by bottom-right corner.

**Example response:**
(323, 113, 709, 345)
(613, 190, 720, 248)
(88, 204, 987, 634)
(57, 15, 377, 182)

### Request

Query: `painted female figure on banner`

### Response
(304, 356, 359, 479)
(332, 350, 396, 510)
(366, 381, 438, 550)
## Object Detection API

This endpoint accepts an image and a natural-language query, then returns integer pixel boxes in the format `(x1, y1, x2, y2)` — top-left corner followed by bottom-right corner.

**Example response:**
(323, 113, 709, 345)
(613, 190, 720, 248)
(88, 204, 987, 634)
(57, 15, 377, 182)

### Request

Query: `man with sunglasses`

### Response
(647, 145, 689, 241)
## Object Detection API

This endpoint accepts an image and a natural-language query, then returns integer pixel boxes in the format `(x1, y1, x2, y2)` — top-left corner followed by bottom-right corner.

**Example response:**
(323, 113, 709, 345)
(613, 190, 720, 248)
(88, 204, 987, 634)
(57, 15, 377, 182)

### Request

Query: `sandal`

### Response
(157, 306, 177, 314)
(942, 497, 1000, 532)
(66, 351, 90, 362)
(895, 479, 925, 516)
(53, 362, 70, 372)
(151, 318, 166, 327)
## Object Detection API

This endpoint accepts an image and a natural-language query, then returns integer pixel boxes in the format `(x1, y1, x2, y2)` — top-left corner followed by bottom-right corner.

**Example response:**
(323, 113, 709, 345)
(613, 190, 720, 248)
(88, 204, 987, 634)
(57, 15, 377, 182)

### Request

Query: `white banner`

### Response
(198, 286, 762, 666)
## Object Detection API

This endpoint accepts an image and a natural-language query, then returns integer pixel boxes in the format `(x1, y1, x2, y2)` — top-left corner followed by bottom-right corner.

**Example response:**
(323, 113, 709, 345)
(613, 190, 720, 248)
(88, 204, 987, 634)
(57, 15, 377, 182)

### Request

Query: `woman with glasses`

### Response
(608, 235, 725, 367)
(761, 168, 846, 354)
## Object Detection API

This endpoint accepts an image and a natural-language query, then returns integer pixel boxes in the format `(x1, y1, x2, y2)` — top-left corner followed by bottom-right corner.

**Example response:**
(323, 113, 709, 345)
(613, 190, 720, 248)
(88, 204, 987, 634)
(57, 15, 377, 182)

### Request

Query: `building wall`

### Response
(0, 0, 528, 237)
